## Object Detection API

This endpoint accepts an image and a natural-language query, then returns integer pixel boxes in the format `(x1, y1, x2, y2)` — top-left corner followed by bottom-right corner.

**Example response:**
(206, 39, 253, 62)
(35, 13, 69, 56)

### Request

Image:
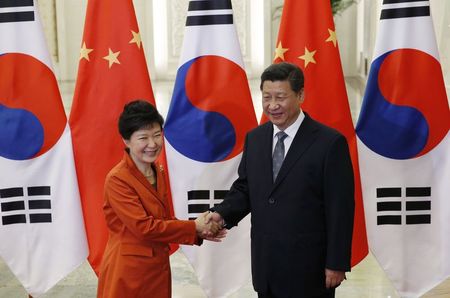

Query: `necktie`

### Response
(272, 131, 288, 181)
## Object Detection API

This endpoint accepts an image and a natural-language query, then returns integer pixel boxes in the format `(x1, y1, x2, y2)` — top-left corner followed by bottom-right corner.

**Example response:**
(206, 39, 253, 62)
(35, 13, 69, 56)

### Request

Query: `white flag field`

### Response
(0, 1, 88, 297)
(356, 0, 450, 297)
(163, 1, 258, 297)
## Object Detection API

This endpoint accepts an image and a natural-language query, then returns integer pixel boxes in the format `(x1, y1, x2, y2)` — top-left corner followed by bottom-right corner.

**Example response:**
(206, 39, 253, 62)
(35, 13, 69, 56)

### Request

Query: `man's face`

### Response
(262, 80, 303, 130)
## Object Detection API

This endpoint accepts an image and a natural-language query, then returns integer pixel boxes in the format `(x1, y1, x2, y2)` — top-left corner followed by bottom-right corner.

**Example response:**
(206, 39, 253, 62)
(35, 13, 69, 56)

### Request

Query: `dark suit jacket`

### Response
(214, 113, 355, 297)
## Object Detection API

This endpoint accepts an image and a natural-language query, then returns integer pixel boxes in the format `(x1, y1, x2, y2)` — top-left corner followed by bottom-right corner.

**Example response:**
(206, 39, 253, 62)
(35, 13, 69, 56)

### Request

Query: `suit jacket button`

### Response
(268, 198, 275, 204)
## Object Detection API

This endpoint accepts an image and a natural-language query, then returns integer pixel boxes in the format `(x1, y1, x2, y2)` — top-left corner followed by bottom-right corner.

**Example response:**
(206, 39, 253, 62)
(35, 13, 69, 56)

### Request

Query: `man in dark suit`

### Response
(209, 62, 355, 298)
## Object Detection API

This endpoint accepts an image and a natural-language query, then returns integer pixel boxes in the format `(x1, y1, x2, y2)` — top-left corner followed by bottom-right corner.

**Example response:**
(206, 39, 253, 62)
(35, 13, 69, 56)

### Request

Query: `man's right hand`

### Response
(194, 211, 227, 242)
(206, 211, 225, 228)
(202, 211, 227, 242)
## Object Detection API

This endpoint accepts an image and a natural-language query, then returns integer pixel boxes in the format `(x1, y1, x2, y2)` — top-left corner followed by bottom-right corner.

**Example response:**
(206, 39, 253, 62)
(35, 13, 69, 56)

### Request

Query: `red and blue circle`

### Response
(164, 55, 256, 162)
(0, 53, 66, 160)
(356, 49, 449, 159)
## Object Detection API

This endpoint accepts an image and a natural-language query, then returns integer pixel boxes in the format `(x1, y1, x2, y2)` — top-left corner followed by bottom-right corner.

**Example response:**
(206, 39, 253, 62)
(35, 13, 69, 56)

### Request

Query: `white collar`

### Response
(273, 110, 305, 138)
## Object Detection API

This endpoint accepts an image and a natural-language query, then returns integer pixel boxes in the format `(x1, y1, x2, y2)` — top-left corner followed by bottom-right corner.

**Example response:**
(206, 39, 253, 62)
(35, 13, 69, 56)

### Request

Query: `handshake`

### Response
(194, 211, 227, 242)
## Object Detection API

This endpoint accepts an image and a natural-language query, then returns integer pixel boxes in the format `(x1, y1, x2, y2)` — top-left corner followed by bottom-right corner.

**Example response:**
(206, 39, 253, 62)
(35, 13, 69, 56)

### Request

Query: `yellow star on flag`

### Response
(129, 30, 142, 49)
(326, 29, 337, 47)
(103, 48, 121, 68)
(273, 41, 289, 61)
(79, 42, 93, 61)
(298, 47, 317, 68)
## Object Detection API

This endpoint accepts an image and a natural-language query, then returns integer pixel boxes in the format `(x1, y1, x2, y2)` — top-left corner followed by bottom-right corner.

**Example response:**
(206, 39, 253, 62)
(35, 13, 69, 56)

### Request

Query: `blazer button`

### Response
(268, 198, 275, 204)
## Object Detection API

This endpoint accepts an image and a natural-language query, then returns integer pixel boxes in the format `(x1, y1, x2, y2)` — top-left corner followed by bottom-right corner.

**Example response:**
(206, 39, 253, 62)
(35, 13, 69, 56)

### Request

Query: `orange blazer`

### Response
(97, 152, 198, 298)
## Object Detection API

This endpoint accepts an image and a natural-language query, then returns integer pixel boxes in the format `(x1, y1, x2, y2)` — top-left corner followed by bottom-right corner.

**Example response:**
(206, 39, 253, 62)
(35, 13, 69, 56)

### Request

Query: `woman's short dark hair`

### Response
(260, 62, 304, 93)
(118, 100, 164, 140)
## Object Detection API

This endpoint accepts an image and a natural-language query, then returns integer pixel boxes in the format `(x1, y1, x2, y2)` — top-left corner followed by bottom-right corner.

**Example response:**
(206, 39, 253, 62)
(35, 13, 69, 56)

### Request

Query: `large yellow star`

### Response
(79, 42, 93, 61)
(326, 29, 337, 47)
(129, 30, 142, 49)
(298, 47, 317, 68)
(273, 41, 289, 61)
(103, 48, 120, 68)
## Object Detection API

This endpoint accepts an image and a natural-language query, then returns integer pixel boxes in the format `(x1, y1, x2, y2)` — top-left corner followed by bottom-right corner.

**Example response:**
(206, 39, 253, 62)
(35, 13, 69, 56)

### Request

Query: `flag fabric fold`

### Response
(164, 1, 258, 296)
(267, 0, 368, 266)
(356, 0, 450, 296)
(0, 1, 88, 296)
(69, 0, 167, 274)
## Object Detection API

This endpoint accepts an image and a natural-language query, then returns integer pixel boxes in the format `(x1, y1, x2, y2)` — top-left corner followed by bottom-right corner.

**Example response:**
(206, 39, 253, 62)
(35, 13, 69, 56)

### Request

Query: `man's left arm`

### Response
(323, 134, 355, 286)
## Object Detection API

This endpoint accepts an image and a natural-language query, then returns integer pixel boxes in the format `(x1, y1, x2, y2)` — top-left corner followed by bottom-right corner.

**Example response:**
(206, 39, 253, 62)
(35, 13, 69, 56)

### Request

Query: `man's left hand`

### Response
(325, 268, 346, 289)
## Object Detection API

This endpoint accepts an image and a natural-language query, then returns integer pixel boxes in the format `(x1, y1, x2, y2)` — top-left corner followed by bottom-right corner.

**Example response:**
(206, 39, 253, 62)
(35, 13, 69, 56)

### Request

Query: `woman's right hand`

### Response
(195, 211, 224, 241)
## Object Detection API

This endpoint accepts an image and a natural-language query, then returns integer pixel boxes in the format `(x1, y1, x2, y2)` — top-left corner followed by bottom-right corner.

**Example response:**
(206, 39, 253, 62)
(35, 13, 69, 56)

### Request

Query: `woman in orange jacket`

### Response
(97, 100, 223, 298)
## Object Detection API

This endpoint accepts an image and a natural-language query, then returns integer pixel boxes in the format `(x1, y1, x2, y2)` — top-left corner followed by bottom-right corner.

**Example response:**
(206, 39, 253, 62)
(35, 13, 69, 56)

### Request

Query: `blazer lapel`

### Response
(271, 115, 319, 191)
(262, 123, 275, 190)
(124, 153, 168, 210)
(155, 163, 170, 213)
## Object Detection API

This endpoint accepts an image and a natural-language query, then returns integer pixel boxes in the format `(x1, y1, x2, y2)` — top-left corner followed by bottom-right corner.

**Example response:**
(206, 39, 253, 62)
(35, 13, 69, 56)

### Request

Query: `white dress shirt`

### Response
(272, 111, 305, 157)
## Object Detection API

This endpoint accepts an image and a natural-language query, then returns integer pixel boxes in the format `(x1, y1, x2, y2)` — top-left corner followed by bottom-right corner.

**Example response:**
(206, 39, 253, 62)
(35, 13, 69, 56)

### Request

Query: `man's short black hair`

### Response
(260, 62, 304, 93)
(118, 100, 164, 140)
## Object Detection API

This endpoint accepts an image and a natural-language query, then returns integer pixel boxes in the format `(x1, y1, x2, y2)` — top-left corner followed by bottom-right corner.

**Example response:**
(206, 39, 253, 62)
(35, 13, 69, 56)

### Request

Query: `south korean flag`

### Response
(164, 1, 258, 297)
(356, 1, 450, 297)
(0, 1, 88, 296)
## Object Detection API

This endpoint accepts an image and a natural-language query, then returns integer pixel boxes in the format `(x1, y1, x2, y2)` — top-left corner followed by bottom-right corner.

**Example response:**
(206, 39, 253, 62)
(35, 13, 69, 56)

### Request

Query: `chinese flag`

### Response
(69, 0, 176, 274)
(263, 0, 368, 266)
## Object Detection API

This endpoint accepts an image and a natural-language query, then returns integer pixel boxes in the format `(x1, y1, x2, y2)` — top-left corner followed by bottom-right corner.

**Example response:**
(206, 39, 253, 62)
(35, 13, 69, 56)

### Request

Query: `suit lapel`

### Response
(125, 153, 168, 210)
(155, 163, 170, 213)
(271, 115, 319, 192)
(262, 124, 275, 190)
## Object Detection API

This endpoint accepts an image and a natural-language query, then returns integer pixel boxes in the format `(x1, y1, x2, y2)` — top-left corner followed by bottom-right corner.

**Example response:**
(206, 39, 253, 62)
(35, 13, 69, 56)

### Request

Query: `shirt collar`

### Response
(273, 110, 305, 139)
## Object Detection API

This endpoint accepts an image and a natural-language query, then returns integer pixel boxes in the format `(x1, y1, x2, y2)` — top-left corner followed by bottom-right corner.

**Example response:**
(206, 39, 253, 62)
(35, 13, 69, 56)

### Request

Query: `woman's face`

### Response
(124, 123, 163, 168)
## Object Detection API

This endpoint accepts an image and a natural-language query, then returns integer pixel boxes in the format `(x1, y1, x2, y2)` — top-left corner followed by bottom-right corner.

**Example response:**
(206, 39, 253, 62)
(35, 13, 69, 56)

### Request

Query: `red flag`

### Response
(262, 0, 368, 266)
(69, 0, 176, 274)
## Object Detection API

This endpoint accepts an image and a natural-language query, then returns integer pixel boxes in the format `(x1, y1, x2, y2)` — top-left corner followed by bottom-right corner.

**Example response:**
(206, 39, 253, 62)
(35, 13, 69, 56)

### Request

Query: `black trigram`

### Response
(186, 0, 233, 26)
(0, 0, 34, 23)
(0, 186, 52, 225)
(187, 190, 228, 220)
(381, 0, 430, 20)
(376, 187, 431, 225)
